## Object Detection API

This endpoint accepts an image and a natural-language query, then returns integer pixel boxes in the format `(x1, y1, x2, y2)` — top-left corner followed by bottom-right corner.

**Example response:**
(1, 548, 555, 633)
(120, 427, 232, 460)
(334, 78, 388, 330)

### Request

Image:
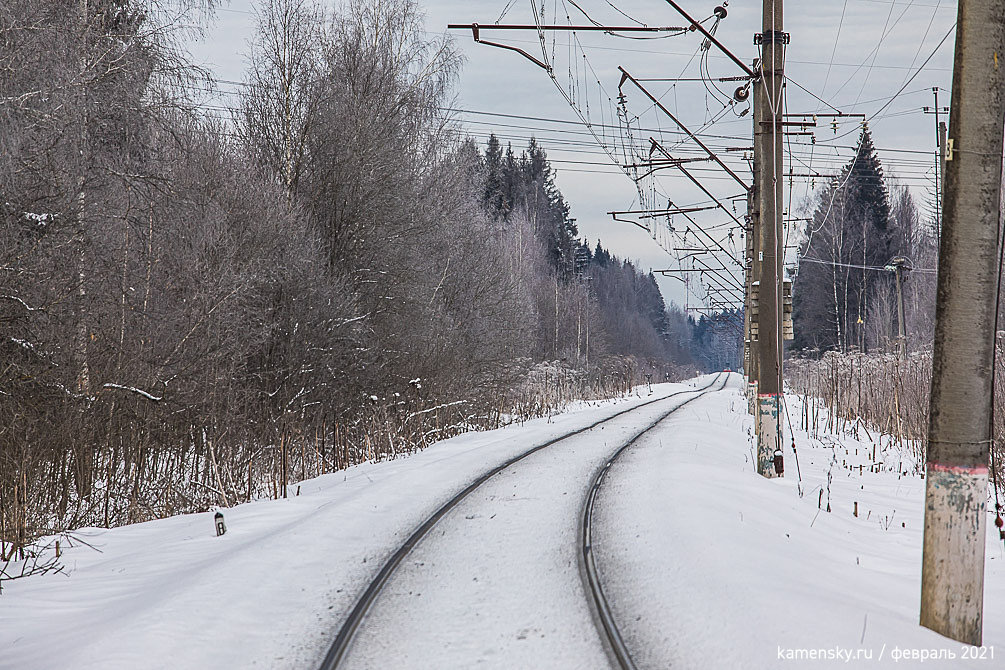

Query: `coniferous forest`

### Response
(0, 0, 710, 560)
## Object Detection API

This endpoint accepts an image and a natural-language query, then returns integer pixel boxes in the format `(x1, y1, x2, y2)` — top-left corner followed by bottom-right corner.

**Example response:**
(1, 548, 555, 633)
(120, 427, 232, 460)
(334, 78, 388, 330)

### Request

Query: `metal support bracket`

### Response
(754, 30, 790, 45)
(469, 24, 551, 72)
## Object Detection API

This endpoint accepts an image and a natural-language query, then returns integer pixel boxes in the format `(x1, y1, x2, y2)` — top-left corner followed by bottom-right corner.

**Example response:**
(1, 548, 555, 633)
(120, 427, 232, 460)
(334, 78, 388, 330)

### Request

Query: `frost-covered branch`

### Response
(0, 295, 42, 311)
(405, 400, 468, 422)
(102, 383, 163, 402)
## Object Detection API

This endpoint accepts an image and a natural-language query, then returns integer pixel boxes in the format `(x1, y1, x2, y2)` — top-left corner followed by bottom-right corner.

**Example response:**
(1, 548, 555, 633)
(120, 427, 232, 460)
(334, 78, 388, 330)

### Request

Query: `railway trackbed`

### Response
(581, 371, 729, 669)
(319, 372, 729, 670)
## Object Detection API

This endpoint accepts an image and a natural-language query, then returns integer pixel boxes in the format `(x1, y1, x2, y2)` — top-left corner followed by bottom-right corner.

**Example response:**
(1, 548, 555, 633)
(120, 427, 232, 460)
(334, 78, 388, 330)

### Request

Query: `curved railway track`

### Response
(319, 372, 729, 670)
(581, 371, 729, 669)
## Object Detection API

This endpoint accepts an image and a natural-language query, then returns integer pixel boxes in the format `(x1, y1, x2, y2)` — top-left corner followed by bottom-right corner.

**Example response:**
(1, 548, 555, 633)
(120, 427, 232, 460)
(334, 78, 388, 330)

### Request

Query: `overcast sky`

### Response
(186, 0, 957, 310)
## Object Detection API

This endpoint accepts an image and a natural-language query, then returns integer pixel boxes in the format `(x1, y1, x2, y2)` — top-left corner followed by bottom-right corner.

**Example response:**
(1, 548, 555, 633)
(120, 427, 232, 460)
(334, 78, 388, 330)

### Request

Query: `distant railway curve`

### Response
(319, 371, 729, 670)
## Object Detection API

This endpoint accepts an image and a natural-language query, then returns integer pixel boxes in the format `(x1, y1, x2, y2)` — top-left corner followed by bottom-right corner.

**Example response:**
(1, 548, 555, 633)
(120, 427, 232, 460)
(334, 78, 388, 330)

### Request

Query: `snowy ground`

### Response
(2, 373, 1003, 669)
(594, 385, 1004, 668)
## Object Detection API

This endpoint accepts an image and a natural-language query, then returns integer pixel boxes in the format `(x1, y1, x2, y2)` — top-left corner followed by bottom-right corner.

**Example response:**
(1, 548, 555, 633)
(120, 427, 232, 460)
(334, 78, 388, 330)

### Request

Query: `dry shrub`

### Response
(786, 349, 1005, 485)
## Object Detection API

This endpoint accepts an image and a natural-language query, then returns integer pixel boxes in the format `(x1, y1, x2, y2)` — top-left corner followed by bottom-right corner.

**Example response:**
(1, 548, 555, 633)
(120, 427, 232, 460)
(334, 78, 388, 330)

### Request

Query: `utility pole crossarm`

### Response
(656, 268, 712, 273)
(659, 0, 757, 78)
(446, 22, 694, 70)
(446, 24, 687, 32)
(674, 213, 745, 269)
(608, 205, 720, 217)
(618, 68, 750, 191)
(691, 256, 745, 291)
(649, 137, 749, 231)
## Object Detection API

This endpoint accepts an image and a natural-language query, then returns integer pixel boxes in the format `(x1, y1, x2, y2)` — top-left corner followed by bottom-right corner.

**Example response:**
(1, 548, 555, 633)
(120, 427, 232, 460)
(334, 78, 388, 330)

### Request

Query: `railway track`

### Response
(581, 371, 729, 669)
(319, 371, 729, 670)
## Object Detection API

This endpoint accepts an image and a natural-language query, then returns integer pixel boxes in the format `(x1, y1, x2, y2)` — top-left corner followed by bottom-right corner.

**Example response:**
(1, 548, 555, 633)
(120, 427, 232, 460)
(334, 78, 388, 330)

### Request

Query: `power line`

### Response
(798, 256, 937, 273)
(819, 0, 849, 106)
(872, 22, 956, 119)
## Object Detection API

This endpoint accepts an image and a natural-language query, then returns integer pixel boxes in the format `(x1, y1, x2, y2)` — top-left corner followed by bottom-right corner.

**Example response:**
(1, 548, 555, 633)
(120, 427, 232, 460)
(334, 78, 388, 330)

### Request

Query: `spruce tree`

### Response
(501, 143, 519, 219)
(792, 125, 896, 352)
(482, 134, 505, 217)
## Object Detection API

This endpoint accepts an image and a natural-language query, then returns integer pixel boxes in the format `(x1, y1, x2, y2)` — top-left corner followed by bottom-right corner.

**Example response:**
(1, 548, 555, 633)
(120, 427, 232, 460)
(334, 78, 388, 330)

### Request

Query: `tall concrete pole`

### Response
(921, 1, 1005, 646)
(745, 70, 761, 410)
(933, 87, 945, 229)
(937, 120, 947, 248)
(754, 0, 785, 477)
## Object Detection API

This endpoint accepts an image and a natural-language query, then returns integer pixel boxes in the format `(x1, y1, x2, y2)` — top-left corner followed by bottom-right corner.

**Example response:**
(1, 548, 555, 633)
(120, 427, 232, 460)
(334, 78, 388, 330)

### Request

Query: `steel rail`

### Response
(580, 372, 730, 670)
(318, 374, 724, 670)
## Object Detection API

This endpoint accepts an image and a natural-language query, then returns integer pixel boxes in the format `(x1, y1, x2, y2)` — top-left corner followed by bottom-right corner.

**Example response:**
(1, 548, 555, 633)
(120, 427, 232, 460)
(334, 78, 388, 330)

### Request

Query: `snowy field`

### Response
(1, 373, 1002, 669)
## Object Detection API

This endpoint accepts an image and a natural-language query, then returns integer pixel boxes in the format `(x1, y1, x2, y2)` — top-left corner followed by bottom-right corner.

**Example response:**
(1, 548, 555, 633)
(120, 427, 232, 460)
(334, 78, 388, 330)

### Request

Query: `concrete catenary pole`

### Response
(921, 0, 1005, 646)
(746, 67, 761, 412)
(754, 0, 785, 477)
(934, 86, 945, 228)
(938, 119, 947, 249)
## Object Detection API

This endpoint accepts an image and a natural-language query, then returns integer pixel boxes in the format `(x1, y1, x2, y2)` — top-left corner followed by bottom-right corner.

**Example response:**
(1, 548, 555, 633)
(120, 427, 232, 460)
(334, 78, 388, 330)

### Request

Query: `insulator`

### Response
(733, 86, 750, 103)
(714, 6, 728, 19)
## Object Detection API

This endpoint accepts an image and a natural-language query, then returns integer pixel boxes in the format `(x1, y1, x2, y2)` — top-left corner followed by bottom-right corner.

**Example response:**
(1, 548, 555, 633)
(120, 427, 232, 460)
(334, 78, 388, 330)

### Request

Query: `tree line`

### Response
(0, 0, 699, 564)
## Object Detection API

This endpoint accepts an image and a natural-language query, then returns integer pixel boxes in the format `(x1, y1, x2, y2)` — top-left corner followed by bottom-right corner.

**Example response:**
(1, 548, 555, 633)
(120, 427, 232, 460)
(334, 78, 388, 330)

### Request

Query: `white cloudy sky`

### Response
(185, 0, 957, 309)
